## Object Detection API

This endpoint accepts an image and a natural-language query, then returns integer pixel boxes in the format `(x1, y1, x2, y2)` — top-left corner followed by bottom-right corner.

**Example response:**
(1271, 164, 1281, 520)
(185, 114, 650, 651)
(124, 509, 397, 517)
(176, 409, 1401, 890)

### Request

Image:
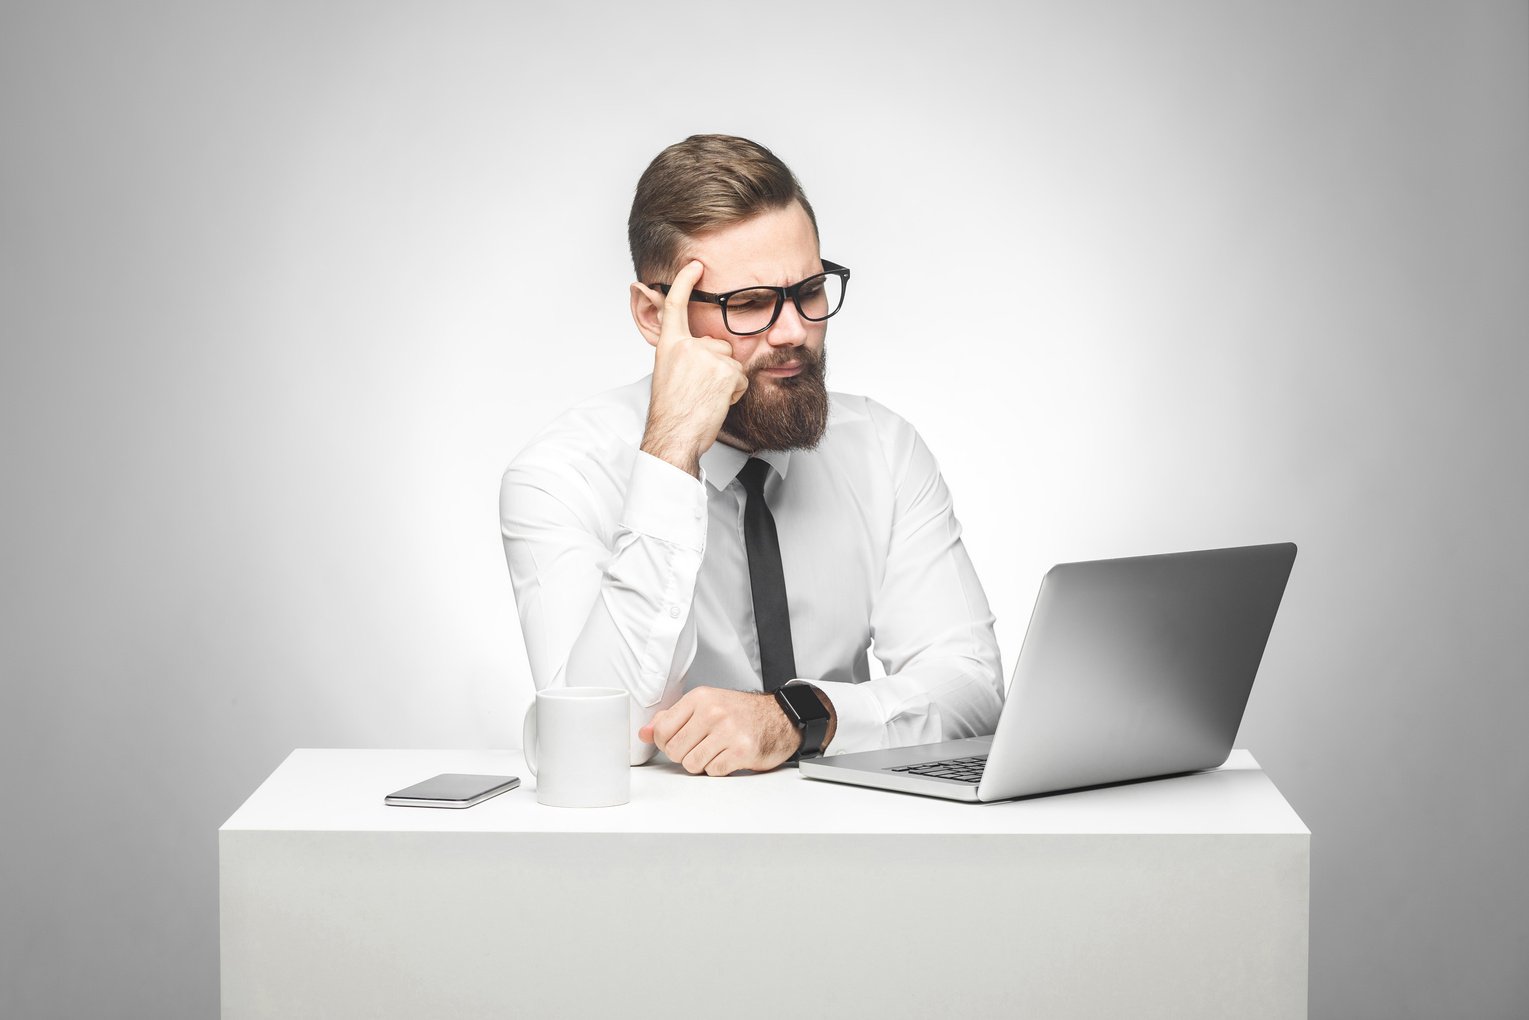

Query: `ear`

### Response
(630, 282, 664, 348)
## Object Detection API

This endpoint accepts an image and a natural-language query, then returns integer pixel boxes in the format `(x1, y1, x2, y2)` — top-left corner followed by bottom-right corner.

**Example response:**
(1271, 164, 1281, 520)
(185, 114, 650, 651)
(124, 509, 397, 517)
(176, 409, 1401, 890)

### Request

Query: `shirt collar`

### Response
(700, 442, 793, 491)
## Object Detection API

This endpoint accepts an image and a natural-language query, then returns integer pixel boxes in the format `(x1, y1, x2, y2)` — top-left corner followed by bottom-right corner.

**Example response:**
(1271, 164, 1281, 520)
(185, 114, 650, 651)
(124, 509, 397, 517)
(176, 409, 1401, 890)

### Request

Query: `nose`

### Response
(765, 298, 808, 347)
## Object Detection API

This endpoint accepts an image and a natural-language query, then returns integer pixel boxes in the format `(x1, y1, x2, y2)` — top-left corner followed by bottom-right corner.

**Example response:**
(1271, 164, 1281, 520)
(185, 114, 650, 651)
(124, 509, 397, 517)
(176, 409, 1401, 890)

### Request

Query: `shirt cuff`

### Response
(621, 451, 707, 552)
(808, 678, 886, 756)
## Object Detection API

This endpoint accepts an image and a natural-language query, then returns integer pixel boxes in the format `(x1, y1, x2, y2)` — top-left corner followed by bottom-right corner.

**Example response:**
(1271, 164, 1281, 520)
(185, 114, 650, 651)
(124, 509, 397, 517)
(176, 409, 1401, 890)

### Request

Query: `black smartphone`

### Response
(383, 773, 520, 809)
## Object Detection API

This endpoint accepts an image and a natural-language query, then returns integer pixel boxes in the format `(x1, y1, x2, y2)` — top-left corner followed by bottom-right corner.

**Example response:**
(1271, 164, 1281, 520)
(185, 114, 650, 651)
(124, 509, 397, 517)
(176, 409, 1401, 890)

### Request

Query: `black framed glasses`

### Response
(651, 260, 851, 337)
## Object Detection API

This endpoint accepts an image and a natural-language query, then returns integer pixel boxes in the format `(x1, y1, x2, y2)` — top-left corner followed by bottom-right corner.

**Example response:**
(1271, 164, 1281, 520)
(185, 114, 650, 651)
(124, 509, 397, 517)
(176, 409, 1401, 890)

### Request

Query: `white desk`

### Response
(220, 749, 1308, 1019)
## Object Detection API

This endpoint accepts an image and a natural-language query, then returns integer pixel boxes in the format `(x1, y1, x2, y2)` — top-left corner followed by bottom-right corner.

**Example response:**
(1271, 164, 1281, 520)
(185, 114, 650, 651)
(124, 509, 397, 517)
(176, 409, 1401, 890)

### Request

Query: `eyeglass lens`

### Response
(723, 272, 846, 334)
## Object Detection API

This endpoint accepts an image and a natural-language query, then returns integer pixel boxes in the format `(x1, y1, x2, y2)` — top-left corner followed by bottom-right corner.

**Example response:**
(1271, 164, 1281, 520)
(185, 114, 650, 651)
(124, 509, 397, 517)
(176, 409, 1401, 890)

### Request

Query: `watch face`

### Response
(779, 684, 829, 723)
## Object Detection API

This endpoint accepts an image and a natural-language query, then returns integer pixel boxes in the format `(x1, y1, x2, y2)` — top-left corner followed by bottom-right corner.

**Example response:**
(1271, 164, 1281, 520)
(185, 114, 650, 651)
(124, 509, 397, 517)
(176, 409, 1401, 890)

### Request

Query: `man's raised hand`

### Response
(640, 260, 748, 477)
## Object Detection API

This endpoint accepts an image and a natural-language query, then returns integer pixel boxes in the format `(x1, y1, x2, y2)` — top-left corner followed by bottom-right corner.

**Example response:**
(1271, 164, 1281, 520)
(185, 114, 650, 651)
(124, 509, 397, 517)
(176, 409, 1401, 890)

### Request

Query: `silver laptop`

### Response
(799, 542, 1296, 802)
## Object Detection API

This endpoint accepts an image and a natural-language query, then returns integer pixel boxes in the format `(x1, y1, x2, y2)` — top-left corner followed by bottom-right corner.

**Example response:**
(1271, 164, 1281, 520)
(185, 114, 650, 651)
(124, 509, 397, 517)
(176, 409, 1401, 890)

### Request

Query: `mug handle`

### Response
(522, 700, 538, 777)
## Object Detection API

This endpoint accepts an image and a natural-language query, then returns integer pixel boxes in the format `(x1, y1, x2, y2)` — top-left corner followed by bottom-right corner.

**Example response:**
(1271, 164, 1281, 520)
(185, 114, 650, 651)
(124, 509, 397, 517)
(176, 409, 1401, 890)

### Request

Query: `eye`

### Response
(726, 290, 775, 312)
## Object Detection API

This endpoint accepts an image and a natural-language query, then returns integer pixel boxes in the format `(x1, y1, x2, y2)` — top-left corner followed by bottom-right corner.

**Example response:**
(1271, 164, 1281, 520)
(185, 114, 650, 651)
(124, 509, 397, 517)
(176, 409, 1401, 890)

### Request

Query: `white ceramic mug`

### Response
(522, 687, 631, 807)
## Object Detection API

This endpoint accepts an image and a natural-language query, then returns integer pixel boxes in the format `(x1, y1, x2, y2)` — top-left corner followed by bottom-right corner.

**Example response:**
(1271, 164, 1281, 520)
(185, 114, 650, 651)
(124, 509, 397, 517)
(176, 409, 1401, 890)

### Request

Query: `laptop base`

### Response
(800, 736, 992, 802)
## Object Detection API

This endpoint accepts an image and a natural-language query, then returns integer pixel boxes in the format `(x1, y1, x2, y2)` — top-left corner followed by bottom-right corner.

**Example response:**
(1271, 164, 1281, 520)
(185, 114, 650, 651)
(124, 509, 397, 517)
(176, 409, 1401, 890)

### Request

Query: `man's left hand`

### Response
(638, 687, 799, 776)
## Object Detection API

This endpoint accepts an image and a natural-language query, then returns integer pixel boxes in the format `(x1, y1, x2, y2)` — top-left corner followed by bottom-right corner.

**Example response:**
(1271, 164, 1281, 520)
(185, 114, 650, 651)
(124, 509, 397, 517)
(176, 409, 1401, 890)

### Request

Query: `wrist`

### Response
(639, 430, 701, 478)
(811, 685, 837, 751)
(773, 683, 833, 760)
(640, 416, 710, 479)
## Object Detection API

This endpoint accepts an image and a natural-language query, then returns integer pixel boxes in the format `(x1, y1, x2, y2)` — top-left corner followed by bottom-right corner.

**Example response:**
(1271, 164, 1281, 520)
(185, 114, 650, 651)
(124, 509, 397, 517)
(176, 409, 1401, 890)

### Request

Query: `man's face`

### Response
(676, 201, 830, 452)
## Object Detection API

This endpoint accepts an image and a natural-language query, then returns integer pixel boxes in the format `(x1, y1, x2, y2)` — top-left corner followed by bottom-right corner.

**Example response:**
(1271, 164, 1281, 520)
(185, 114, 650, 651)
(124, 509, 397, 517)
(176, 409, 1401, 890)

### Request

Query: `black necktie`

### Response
(738, 458, 796, 691)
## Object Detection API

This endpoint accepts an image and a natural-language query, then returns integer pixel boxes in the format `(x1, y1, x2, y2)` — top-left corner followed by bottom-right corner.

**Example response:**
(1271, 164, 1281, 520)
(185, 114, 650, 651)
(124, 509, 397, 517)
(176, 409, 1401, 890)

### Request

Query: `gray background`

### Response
(2, 2, 1524, 1017)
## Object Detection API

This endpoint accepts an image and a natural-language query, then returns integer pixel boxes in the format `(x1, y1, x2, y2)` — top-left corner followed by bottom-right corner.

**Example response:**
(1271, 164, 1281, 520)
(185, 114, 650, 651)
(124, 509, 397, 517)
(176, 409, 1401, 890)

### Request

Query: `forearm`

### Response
(563, 558, 698, 763)
(810, 653, 1003, 755)
(503, 451, 708, 763)
(563, 532, 697, 703)
(819, 401, 1003, 755)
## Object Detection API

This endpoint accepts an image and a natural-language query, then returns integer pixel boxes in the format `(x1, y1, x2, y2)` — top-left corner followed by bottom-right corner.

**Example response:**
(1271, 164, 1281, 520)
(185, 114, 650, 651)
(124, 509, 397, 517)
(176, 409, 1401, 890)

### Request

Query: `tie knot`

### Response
(738, 458, 771, 498)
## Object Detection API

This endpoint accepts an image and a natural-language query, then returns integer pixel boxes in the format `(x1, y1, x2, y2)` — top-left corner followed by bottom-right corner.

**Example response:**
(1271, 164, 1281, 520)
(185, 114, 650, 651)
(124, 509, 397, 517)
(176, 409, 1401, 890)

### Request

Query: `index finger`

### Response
(647, 700, 695, 752)
(659, 259, 705, 342)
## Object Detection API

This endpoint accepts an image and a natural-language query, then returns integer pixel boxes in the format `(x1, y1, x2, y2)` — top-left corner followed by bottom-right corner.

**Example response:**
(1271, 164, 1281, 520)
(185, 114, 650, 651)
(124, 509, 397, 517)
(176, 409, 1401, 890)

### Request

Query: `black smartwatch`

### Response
(774, 682, 831, 761)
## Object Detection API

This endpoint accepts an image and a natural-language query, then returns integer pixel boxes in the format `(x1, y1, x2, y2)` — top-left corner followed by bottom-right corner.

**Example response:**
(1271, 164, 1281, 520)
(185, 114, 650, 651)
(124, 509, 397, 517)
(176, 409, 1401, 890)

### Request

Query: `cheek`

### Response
(730, 337, 763, 365)
(689, 306, 730, 340)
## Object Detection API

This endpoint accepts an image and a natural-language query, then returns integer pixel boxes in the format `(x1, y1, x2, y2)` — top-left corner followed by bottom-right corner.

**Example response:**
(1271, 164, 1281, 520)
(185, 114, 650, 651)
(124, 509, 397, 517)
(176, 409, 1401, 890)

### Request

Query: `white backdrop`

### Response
(2, 2, 1525, 1018)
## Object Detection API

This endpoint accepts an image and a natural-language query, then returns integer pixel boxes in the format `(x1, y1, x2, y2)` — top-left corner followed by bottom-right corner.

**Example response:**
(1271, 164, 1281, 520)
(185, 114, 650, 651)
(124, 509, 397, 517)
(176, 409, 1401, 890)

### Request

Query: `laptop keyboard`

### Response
(885, 755, 987, 784)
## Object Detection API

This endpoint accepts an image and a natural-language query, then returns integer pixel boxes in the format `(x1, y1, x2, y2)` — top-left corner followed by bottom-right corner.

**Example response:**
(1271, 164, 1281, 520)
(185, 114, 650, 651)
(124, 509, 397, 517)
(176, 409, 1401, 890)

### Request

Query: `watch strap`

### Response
(774, 683, 830, 760)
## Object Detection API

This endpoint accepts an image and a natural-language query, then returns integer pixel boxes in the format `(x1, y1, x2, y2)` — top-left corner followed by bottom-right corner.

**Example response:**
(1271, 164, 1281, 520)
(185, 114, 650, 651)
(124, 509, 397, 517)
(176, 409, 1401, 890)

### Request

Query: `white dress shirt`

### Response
(500, 376, 1004, 764)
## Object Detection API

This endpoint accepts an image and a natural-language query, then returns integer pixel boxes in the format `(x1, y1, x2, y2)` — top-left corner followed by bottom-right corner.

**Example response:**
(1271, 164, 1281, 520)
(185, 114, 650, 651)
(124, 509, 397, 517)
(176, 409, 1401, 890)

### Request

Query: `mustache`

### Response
(749, 346, 823, 377)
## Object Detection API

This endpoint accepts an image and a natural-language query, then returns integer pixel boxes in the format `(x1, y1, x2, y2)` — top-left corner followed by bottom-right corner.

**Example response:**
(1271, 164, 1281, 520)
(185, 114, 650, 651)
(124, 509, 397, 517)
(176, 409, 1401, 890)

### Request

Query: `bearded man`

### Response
(500, 134, 1003, 774)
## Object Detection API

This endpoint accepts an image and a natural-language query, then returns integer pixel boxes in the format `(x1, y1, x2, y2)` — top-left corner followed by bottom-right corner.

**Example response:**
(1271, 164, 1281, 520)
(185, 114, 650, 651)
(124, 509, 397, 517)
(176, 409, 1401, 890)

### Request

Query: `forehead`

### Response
(685, 202, 821, 291)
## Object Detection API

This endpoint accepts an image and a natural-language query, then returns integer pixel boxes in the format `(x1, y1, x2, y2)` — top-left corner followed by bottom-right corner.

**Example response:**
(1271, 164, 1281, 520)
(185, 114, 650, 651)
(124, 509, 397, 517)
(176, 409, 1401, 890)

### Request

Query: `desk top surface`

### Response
(221, 748, 1307, 836)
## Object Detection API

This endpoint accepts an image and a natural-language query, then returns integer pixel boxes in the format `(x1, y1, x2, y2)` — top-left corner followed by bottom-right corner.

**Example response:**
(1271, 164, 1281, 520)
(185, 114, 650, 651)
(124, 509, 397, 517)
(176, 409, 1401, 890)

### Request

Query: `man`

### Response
(500, 134, 1002, 775)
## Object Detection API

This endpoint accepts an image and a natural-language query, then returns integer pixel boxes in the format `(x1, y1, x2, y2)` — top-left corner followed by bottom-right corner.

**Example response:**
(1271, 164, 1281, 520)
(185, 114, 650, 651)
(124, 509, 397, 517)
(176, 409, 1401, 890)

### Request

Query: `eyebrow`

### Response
(703, 264, 826, 292)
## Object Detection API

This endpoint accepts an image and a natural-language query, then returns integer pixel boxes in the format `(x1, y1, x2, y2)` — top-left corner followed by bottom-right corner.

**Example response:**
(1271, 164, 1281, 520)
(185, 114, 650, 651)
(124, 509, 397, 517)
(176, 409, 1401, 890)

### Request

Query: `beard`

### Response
(721, 344, 830, 452)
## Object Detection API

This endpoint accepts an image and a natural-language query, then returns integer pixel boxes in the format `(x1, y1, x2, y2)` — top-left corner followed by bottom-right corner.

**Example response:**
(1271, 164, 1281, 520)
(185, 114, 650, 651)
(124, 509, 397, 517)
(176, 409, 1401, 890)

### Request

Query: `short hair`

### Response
(628, 134, 819, 283)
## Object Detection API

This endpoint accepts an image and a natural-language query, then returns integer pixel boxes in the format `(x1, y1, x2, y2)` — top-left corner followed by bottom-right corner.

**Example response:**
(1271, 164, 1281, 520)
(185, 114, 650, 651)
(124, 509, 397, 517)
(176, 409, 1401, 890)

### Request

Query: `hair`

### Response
(628, 134, 819, 283)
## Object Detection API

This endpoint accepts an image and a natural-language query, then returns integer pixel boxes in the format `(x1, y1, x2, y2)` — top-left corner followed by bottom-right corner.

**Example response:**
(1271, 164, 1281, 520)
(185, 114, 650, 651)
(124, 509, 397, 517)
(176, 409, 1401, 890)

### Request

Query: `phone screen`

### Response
(385, 773, 519, 807)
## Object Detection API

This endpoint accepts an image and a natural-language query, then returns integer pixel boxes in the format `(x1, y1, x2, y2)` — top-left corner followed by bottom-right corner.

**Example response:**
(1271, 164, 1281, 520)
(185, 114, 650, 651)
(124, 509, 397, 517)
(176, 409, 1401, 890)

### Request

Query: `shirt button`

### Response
(669, 606, 680, 619)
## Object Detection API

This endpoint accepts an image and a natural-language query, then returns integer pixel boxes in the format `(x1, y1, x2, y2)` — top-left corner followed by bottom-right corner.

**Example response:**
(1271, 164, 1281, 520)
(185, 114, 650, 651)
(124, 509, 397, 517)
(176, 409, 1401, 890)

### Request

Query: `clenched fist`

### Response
(639, 687, 802, 776)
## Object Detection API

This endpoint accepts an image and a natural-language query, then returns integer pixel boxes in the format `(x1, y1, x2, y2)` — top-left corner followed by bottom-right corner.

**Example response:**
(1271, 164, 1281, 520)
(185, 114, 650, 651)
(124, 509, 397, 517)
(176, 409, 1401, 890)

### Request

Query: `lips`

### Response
(751, 346, 821, 384)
